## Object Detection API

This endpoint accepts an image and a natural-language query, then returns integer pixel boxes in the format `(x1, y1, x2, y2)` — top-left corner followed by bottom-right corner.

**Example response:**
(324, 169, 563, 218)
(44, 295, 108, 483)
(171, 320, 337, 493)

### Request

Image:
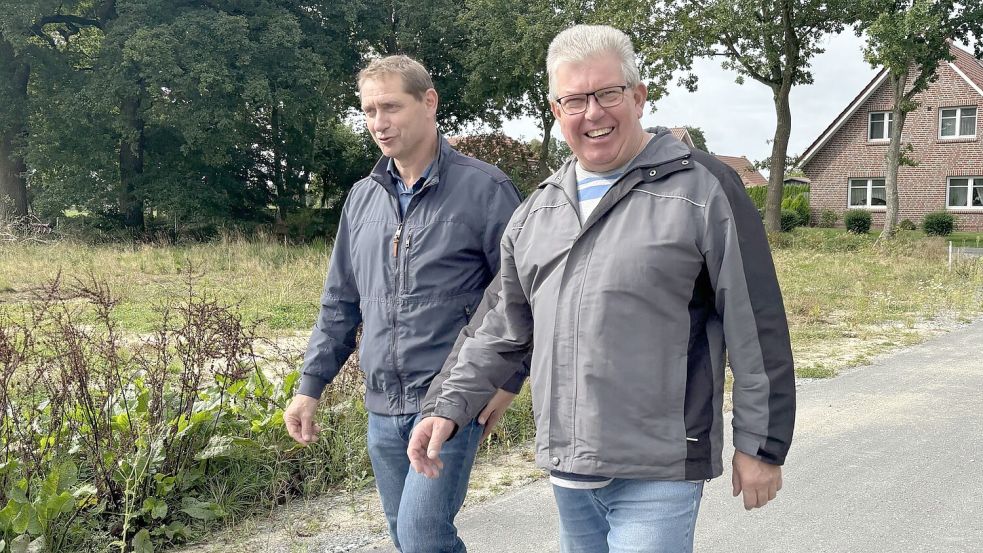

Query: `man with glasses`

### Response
(412, 25, 796, 552)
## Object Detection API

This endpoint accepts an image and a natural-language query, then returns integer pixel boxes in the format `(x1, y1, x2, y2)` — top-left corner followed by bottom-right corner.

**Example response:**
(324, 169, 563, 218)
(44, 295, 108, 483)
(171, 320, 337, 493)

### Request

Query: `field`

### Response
(1, 228, 982, 550)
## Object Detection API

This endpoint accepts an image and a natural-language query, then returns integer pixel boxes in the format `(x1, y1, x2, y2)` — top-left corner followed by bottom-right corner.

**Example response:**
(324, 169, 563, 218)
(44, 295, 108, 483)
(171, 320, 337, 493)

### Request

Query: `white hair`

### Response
(546, 25, 641, 100)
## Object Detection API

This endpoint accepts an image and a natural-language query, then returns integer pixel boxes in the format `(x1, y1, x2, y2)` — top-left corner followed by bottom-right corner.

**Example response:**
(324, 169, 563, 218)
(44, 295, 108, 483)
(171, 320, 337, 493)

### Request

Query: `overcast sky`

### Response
(499, 32, 880, 174)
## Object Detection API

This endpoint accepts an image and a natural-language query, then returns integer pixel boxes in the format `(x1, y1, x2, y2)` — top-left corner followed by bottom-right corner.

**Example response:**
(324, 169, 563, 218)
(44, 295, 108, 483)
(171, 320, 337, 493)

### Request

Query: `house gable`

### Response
(800, 43, 983, 231)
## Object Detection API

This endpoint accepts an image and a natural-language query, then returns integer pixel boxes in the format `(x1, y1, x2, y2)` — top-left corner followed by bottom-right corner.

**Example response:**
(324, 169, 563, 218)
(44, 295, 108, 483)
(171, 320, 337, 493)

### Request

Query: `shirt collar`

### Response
(386, 156, 436, 190)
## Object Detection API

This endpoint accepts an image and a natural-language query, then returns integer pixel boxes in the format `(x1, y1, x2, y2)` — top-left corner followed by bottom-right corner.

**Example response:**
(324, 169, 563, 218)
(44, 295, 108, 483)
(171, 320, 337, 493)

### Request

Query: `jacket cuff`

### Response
(431, 398, 471, 432)
(499, 370, 527, 394)
(297, 374, 330, 399)
(733, 429, 787, 466)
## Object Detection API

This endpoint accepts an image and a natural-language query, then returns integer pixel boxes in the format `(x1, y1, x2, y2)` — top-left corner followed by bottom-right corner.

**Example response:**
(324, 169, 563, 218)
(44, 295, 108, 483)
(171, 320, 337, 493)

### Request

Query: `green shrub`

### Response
(746, 186, 768, 209)
(818, 209, 839, 228)
(0, 275, 348, 551)
(898, 219, 917, 231)
(782, 192, 810, 226)
(922, 211, 955, 236)
(780, 209, 801, 232)
(844, 209, 872, 234)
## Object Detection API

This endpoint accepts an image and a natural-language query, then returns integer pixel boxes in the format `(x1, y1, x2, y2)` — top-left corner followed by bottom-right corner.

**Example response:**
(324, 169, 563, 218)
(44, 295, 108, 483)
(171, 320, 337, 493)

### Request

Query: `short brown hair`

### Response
(357, 55, 435, 100)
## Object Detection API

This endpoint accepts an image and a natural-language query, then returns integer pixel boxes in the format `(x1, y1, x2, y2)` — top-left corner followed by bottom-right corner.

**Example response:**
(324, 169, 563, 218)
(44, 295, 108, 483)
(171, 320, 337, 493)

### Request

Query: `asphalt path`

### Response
(358, 319, 983, 552)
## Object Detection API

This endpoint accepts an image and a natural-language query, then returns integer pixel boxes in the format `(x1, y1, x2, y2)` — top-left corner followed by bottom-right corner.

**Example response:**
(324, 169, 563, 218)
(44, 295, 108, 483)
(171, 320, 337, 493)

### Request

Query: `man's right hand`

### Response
(283, 395, 321, 446)
(407, 416, 458, 479)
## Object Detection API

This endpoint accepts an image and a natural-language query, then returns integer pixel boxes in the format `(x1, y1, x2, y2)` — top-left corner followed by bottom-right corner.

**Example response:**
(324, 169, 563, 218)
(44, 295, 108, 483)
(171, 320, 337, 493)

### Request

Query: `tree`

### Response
(649, 0, 851, 232)
(460, 0, 680, 177)
(854, 0, 983, 239)
(685, 126, 709, 152)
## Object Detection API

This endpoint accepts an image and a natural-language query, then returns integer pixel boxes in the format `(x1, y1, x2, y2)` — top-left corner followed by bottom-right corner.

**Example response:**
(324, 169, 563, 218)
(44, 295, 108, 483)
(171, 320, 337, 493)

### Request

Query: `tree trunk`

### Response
(271, 105, 287, 230)
(538, 110, 554, 176)
(880, 70, 908, 241)
(0, 40, 30, 219)
(764, 81, 793, 232)
(119, 93, 145, 230)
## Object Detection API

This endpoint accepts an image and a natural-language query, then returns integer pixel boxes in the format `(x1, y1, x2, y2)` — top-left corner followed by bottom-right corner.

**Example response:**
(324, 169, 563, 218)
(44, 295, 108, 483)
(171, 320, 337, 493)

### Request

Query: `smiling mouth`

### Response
(585, 127, 613, 138)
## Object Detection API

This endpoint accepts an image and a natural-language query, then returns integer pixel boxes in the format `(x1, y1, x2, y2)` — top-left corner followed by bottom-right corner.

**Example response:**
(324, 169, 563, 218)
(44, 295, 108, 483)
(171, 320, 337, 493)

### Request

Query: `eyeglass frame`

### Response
(554, 84, 630, 115)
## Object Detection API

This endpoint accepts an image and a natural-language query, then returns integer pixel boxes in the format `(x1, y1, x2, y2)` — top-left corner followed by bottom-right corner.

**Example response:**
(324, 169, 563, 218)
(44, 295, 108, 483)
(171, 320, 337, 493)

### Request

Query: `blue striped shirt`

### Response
(575, 162, 629, 223)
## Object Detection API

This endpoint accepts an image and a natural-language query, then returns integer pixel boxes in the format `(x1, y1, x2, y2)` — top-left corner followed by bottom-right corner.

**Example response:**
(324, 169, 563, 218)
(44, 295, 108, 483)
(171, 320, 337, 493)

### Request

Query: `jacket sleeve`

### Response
(701, 171, 796, 466)
(481, 179, 530, 393)
(427, 226, 535, 428)
(297, 200, 362, 398)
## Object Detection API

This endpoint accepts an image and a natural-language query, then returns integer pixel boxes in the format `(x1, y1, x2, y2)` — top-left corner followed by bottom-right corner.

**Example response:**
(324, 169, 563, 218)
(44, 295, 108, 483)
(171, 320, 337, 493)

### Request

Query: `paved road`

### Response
(358, 319, 983, 553)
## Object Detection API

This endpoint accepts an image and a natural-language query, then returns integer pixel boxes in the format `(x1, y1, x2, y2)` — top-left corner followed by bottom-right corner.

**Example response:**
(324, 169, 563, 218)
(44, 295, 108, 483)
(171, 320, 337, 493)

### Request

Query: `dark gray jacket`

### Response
(298, 135, 527, 415)
(426, 129, 795, 481)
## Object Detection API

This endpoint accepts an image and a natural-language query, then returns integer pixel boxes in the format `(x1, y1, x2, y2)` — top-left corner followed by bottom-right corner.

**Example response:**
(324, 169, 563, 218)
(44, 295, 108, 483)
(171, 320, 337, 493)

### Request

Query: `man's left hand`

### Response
(732, 450, 783, 510)
(477, 389, 516, 441)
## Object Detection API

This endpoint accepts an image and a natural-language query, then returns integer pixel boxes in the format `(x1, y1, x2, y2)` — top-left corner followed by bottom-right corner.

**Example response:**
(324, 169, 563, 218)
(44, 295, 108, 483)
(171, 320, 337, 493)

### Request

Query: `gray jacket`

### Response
(425, 129, 795, 481)
(298, 135, 527, 415)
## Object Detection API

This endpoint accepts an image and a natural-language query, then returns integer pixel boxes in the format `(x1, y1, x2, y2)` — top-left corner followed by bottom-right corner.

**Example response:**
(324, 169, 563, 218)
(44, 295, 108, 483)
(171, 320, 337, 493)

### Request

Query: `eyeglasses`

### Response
(555, 85, 629, 115)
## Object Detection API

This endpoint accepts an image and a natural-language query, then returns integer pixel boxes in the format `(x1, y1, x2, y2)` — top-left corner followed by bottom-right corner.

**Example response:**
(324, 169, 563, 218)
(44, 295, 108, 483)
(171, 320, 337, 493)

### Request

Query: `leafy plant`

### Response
(818, 209, 839, 228)
(922, 211, 955, 236)
(844, 210, 873, 234)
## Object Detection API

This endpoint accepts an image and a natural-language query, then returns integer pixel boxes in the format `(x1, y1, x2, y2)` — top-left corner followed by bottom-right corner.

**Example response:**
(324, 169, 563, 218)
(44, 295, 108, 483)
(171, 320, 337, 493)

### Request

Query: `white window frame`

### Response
(939, 106, 977, 139)
(848, 178, 887, 210)
(868, 111, 893, 141)
(946, 176, 983, 210)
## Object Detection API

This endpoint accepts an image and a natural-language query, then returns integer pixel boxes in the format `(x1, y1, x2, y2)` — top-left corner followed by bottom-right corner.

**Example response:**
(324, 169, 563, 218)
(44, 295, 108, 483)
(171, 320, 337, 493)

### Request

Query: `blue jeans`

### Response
(367, 412, 483, 553)
(552, 479, 704, 553)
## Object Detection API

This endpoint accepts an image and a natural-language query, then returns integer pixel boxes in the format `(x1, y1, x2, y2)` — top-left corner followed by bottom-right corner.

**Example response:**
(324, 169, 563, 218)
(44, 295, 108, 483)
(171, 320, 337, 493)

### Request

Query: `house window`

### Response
(849, 178, 886, 208)
(940, 107, 977, 138)
(947, 177, 983, 209)
(868, 112, 893, 141)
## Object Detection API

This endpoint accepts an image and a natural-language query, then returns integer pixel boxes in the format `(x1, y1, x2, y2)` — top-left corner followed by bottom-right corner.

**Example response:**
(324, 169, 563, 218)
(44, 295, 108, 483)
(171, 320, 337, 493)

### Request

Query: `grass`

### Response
(0, 236, 330, 334)
(769, 227, 983, 377)
(2, 229, 983, 381)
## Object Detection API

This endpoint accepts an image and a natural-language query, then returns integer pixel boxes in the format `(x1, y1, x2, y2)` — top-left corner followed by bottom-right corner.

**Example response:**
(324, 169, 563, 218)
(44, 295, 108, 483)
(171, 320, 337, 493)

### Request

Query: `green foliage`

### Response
(780, 209, 801, 232)
(922, 211, 955, 236)
(0, 274, 368, 550)
(899, 219, 917, 231)
(454, 133, 541, 197)
(745, 184, 809, 217)
(783, 191, 811, 226)
(818, 209, 839, 228)
(684, 126, 709, 152)
(844, 209, 873, 234)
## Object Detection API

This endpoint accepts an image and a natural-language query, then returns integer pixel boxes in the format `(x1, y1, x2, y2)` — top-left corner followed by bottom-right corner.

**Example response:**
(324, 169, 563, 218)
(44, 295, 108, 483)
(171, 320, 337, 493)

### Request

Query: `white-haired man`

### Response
(410, 25, 795, 552)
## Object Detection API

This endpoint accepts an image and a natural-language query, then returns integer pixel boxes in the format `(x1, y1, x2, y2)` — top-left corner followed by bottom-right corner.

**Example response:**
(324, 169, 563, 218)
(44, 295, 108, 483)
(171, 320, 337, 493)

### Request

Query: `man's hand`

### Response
(407, 416, 458, 479)
(283, 395, 321, 446)
(477, 389, 516, 441)
(732, 450, 783, 510)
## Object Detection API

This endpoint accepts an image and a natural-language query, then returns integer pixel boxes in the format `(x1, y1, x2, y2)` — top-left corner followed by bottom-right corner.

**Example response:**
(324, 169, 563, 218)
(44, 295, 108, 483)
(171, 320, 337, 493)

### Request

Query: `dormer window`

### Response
(940, 106, 977, 138)
(868, 112, 893, 141)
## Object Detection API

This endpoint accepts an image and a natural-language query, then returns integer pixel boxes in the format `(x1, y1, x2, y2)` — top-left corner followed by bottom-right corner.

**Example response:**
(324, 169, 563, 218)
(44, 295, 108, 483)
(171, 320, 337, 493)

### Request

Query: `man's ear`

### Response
(632, 83, 647, 118)
(550, 100, 562, 121)
(425, 88, 439, 114)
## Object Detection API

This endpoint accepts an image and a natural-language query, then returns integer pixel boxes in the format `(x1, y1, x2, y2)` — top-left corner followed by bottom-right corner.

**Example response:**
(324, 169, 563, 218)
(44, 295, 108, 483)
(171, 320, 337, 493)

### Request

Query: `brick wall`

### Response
(803, 63, 983, 231)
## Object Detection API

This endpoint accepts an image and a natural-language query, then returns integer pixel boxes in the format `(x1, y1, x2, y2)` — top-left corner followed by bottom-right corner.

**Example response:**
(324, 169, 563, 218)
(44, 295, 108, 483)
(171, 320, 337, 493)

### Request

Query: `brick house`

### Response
(800, 43, 983, 231)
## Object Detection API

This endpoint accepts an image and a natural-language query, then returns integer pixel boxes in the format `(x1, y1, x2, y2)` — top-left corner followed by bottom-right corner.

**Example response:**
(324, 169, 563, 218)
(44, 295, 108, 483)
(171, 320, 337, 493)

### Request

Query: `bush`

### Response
(0, 274, 349, 551)
(818, 209, 839, 228)
(922, 211, 955, 236)
(899, 219, 917, 231)
(844, 209, 872, 234)
(782, 192, 810, 226)
(780, 209, 801, 232)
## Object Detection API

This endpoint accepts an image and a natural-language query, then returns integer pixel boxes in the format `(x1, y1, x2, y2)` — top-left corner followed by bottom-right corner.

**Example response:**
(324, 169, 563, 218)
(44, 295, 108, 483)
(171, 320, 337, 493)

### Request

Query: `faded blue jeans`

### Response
(367, 412, 483, 553)
(552, 479, 704, 553)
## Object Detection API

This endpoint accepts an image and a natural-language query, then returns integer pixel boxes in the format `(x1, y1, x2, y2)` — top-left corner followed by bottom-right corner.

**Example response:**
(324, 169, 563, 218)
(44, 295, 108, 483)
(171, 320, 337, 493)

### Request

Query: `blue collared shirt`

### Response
(387, 157, 435, 217)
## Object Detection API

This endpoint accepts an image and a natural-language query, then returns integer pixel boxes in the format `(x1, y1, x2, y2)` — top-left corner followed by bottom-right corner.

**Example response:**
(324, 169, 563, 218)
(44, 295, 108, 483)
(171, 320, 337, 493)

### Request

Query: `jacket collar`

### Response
(369, 132, 450, 197)
(539, 127, 694, 232)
